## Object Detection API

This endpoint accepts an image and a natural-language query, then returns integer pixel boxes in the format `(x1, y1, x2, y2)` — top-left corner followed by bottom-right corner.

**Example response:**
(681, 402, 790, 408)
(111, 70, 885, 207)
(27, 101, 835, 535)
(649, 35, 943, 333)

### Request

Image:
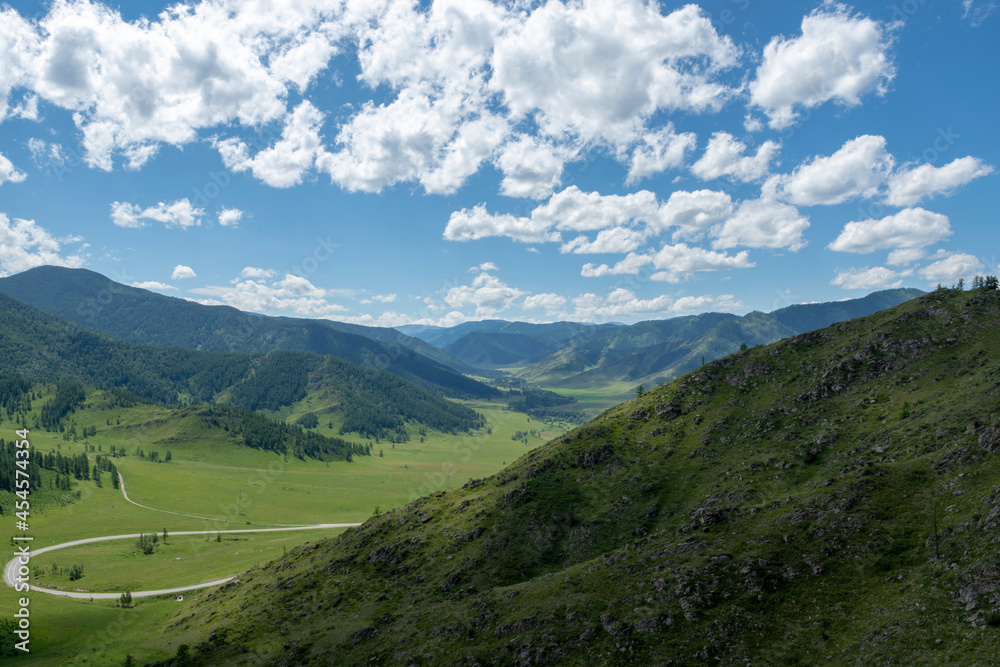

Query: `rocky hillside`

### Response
(157, 287, 1000, 665)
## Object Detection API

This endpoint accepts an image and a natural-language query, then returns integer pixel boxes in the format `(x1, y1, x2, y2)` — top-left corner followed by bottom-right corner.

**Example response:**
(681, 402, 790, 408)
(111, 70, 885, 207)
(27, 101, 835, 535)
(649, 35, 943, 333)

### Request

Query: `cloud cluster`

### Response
(424, 267, 743, 323)
(0, 213, 87, 276)
(190, 272, 347, 317)
(1, 0, 345, 170)
(111, 199, 204, 228)
(750, 5, 895, 129)
(0, 0, 743, 196)
(0, 152, 27, 185)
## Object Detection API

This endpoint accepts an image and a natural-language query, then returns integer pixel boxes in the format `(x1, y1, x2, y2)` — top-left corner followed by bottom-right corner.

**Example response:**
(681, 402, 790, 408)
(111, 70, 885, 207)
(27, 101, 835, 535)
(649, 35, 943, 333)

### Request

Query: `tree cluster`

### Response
(200, 406, 371, 461)
(0, 439, 41, 493)
(38, 381, 86, 431)
(0, 374, 32, 422)
(970, 275, 999, 291)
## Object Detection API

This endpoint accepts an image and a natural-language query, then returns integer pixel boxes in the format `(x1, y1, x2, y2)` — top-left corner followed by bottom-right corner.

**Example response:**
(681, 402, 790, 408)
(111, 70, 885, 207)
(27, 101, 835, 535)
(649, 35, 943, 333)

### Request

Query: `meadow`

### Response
(1, 386, 562, 665)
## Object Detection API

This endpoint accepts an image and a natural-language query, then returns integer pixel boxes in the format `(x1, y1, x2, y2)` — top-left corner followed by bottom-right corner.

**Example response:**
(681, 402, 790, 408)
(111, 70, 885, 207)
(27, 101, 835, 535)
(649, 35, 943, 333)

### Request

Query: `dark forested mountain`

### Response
(0, 266, 496, 399)
(443, 331, 552, 367)
(316, 318, 486, 377)
(0, 292, 484, 438)
(156, 286, 1000, 665)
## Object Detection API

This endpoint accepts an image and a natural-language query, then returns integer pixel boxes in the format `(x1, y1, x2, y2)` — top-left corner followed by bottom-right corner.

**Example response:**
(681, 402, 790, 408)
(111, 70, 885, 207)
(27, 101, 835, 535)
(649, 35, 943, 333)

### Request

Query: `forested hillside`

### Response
(0, 266, 497, 399)
(0, 294, 485, 439)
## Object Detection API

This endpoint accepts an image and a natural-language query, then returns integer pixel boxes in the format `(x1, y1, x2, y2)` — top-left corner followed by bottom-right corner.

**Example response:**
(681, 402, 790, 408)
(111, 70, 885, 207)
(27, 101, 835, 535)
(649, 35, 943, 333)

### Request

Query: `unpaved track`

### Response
(3, 524, 360, 599)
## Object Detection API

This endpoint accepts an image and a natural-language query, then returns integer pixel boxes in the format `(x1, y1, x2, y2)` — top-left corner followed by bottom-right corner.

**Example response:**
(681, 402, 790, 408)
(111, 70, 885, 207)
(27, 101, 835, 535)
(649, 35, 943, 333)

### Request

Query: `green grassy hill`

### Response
(154, 287, 1000, 665)
(0, 266, 496, 399)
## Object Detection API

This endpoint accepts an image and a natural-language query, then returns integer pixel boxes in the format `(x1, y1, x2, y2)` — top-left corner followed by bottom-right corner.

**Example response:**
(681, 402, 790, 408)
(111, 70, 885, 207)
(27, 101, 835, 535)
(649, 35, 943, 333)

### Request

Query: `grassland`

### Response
(0, 386, 560, 665)
(31, 529, 351, 594)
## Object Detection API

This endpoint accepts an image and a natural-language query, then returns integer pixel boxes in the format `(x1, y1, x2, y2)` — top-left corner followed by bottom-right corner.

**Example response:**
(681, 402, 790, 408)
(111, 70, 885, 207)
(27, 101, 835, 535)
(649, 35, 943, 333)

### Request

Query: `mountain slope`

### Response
(770, 288, 925, 332)
(444, 331, 551, 367)
(0, 293, 484, 438)
(407, 319, 620, 358)
(0, 266, 496, 399)
(156, 287, 1000, 665)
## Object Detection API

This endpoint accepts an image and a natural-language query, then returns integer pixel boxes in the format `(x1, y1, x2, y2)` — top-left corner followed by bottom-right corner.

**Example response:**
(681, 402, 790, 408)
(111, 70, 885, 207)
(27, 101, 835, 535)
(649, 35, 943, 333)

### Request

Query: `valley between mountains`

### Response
(1, 268, 997, 665)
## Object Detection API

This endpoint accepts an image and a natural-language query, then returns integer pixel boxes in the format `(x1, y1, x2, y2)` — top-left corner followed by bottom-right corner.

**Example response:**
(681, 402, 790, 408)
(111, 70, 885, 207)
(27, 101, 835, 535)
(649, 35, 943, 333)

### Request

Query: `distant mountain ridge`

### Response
(408, 289, 925, 388)
(0, 266, 496, 399)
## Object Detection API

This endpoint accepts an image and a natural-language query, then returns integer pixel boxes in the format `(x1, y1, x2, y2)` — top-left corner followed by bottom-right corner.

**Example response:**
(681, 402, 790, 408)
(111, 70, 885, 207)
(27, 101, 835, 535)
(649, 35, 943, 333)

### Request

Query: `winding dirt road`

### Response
(4, 469, 362, 599)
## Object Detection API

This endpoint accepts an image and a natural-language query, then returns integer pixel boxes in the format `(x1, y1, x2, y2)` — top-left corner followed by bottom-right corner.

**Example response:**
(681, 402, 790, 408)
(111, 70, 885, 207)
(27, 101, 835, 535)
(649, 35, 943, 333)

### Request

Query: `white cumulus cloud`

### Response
(626, 125, 697, 184)
(0, 153, 27, 185)
(522, 292, 567, 314)
(918, 252, 985, 285)
(171, 265, 196, 280)
(444, 204, 560, 244)
(831, 266, 906, 290)
(239, 266, 276, 280)
(110, 199, 204, 229)
(691, 132, 780, 183)
(491, 1, 738, 146)
(218, 208, 244, 228)
(131, 280, 177, 291)
(773, 135, 894, 206)
(494, 135, 573, 200)
(580, 243, 752, 283)
(0, 213, 88, 276)
(190, 272, 346, 317)
(750, 6, 894, 129)
(444, 271, 525, 316)
(712, 198, 810, 251)
(828, 207, 951, 253)
(884, 156, 994, 207)
(218, 101, 326, 188)
(561, 227, 648, 255)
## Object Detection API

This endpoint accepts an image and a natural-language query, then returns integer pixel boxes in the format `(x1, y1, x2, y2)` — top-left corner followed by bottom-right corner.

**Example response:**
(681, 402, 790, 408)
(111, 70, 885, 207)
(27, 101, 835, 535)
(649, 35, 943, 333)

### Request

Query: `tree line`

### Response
(199, 405, 371, 461)
(38, 380, 86, 431)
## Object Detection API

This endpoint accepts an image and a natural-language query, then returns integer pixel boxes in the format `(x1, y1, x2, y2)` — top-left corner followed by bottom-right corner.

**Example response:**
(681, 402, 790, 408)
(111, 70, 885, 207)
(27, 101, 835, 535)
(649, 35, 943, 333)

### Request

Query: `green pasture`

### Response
(30, 528, 348, 594)
(1, 385, 573, 665)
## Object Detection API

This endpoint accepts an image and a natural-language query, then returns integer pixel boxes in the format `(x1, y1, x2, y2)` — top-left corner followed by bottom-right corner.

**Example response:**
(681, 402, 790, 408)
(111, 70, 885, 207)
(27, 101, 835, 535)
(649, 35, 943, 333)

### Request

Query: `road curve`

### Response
(4, 524, 360, 600)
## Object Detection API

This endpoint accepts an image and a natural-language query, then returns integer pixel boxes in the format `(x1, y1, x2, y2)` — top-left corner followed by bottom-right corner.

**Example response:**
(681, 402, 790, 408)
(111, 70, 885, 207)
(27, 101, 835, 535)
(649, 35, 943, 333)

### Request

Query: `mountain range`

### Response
(404, 289, 925, 391)
(0, 266, 495, 399)
(0, 268, 924, 405)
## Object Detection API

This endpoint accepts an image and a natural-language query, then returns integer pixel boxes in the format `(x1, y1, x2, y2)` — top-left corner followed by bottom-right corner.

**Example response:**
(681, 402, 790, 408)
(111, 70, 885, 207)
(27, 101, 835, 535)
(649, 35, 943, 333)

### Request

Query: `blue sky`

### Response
(0, 0, 997, 327)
